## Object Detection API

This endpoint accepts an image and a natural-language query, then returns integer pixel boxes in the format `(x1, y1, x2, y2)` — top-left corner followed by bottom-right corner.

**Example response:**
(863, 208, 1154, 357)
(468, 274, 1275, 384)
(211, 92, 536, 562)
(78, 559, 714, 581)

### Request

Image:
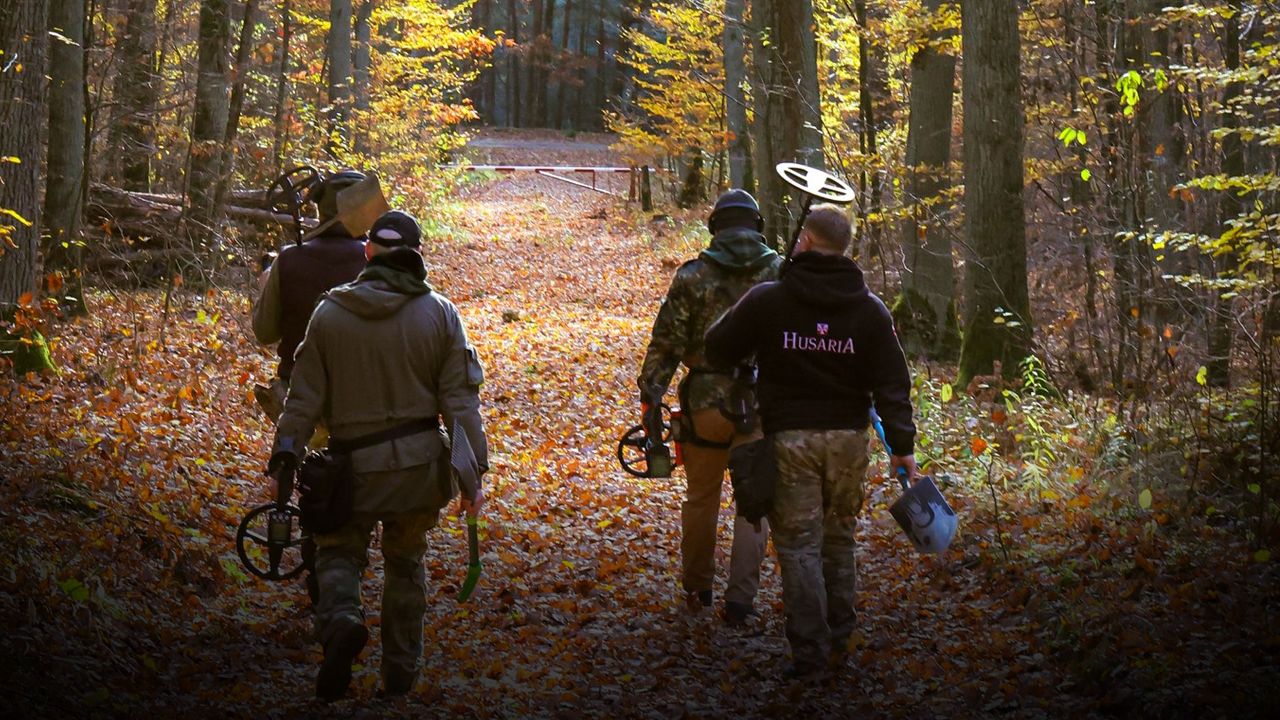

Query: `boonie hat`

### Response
(369, 210, 422, 248)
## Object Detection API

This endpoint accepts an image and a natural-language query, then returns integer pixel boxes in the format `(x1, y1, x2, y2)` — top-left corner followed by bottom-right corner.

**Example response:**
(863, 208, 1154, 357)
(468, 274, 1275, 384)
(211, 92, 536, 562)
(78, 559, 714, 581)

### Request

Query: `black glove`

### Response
(267, 451, 297, 478)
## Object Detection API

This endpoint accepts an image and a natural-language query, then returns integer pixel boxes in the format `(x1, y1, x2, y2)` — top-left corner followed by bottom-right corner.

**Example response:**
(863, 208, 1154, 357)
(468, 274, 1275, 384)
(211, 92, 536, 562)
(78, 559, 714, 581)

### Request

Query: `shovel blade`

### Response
(890, 476, 958, 555)
(336, 171, 391, 238)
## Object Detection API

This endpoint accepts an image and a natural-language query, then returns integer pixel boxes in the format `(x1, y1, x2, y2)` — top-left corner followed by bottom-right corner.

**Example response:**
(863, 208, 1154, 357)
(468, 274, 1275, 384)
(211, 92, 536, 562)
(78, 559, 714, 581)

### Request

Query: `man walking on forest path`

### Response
(638, 189, 780, 625)
(252, 169, 368, 605)
(267, 210, 489, 701)
(253, 169, 369, 408)
(704, 205, 918, 680)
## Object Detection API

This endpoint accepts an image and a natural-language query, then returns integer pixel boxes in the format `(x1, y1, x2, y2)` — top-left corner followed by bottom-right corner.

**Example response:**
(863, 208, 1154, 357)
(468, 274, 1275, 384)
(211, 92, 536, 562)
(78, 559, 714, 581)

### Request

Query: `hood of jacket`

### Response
(325, 247, 433, 319)
(699, 228, 778, 271)
(781, 251, 870, 308)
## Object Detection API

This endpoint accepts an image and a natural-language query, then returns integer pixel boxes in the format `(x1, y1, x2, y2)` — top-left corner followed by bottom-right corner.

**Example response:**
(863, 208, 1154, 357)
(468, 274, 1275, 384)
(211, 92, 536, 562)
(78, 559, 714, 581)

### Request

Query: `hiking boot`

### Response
(379, 666, 416, 698)
(316, 617, 368, 702)
(685, 590, 713, 613)
(723, 601, 756, 627)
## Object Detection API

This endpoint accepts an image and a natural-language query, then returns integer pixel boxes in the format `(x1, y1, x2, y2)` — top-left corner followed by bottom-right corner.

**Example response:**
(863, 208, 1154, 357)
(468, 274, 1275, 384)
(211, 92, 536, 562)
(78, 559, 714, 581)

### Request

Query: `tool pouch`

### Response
(298, 418, 439, 534)
(296, 449, 354, 534)
(728, 434, 777, 524)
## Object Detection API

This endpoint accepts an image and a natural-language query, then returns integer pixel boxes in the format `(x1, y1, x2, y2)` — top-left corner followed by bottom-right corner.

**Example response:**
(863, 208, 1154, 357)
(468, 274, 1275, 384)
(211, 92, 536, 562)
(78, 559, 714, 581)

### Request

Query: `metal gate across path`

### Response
(446, 164, 660, 203)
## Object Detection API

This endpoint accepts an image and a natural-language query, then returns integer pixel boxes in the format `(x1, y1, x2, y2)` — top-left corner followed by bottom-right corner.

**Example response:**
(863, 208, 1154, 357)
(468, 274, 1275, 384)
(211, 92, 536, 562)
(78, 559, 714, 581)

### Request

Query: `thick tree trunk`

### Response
(751, 0, 821, 249)
(187, 0, 232, 249)
(353, 0, 375, 153)
(895, 0, 957, 360)
(957, 0, 1032, 385)
(327, 0, 354, 151)
(0, 0, 46, 308)
(109, 0, 159, 191)
(723, 0, 750, 189)
(45, 0, 87, 298)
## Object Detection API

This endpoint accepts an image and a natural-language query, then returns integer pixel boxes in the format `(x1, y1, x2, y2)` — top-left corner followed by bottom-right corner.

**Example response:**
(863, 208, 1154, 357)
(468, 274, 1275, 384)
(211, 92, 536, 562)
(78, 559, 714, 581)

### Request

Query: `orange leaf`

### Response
(17, 291, 33, 307)
(970, 437, 988, 455)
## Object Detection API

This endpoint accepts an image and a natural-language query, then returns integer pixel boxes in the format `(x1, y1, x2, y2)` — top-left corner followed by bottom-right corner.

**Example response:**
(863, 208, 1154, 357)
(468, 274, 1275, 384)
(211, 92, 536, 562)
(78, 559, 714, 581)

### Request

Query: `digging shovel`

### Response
(870, 410, 958, 555)
(301, 171, 391, 241)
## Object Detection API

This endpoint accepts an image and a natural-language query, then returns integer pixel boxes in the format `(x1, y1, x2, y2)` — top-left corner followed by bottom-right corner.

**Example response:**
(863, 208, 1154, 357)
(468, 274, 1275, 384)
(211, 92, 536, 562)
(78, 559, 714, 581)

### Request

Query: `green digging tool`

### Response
(458, 516, 482, 602)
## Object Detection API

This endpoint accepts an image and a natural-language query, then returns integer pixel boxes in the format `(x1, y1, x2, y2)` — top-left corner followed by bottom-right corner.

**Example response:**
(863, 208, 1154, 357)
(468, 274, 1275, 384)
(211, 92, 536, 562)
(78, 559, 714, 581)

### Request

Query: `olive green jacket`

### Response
(275, 249, 488, 514)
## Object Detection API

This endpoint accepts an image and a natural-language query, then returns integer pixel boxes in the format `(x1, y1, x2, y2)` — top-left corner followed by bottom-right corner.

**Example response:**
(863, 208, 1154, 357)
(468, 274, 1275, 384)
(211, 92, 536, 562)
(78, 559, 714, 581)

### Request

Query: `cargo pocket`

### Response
(465, 346, 484, 387)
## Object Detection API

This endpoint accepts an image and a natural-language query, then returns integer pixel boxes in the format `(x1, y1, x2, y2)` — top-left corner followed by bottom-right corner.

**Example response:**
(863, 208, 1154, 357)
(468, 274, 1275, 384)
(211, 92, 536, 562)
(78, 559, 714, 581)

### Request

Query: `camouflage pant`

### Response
(681, 408, 768, 605)
(313, 510, 439, 681)
(769, 428, 869, 670)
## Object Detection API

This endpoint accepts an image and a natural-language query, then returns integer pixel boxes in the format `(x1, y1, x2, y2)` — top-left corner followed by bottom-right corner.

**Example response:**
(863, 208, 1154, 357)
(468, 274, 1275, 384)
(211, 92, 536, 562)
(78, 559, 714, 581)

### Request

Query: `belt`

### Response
(328, 418, 439, 454)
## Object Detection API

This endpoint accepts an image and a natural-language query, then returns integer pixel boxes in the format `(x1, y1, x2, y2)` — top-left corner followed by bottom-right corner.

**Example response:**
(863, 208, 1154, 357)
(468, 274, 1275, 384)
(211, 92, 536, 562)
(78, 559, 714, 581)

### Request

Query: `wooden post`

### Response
(641, 165, 653, 212)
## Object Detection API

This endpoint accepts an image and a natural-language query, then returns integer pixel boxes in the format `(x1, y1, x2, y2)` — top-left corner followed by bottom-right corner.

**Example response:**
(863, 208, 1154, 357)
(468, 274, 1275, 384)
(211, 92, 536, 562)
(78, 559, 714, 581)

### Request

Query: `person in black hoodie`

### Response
(637, 189, 780, 624)
(705, 204, 918, 680)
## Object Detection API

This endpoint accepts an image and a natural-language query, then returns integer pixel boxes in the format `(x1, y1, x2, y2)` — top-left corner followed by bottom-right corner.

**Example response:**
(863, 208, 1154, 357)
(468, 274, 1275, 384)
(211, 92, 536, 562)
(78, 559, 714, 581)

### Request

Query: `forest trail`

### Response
(2, 132, 1276, 718)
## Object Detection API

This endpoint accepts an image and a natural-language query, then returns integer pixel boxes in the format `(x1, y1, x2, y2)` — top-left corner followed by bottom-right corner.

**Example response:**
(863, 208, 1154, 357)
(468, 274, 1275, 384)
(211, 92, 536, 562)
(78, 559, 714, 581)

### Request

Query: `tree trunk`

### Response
(750, 0, 822, 249)
(327, 0, 354, 151)
(1140, 0, 1188, 324)
(957, 0, 1032, 385)
(353, 0, 375, 153)
(508, 0, 520, 127)
(854, 0, 881, 257)
(895, 0, 958, 360)
(723, 0, 750, 189)
(45, 0, 87, 308)
(215, 0, 260, 213)
(1207, 0, 1245, 388)
(0, 0, 46, 308)
(109, 0, 160, 191)
(187, 0, 232, 250)
(594, 0, 607, 128)
(678, 148, 705, 209)
(551, 0, 573, 130)
(272, 0, 292, 173)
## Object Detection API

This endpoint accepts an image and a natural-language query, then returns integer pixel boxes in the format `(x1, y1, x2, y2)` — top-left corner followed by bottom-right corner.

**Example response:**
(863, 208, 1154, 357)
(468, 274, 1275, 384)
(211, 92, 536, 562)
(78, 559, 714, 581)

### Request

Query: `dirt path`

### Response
(4, 132, 1276, 718)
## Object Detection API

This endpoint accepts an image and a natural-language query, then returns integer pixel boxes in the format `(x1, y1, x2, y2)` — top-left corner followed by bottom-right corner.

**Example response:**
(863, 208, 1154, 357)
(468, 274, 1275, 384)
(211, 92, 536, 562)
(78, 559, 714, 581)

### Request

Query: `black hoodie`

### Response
(704, 251, 916, 454)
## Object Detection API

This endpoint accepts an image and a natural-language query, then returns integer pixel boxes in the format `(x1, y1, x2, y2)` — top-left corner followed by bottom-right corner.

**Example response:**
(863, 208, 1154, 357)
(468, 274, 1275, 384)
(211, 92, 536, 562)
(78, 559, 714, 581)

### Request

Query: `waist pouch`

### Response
(297, 418, 438, 534)
(728, 434, 777, 524)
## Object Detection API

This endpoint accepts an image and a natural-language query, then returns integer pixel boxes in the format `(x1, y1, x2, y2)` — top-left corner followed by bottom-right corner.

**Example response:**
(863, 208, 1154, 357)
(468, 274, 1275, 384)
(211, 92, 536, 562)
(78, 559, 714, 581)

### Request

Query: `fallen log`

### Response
(88, 184, 310, 229)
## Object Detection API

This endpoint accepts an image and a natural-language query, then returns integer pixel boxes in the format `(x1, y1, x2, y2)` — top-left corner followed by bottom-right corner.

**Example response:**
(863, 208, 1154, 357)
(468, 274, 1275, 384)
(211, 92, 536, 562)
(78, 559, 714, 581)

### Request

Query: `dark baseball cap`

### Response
(368, 210, 422, 248)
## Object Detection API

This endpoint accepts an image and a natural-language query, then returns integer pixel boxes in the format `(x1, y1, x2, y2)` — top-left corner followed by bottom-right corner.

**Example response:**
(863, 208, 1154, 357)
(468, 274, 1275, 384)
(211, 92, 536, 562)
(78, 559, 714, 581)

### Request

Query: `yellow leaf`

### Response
(1138, 488, 1153, 509)
(0, 208, 33, 226)
(940, 383, 953, 403)
(1255, 549, 1271, 563)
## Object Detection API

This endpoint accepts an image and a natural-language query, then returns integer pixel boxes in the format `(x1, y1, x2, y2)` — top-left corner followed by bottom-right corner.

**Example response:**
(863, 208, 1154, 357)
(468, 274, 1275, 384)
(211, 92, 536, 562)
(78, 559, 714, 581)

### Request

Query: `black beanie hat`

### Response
(369, 210, 422, 248)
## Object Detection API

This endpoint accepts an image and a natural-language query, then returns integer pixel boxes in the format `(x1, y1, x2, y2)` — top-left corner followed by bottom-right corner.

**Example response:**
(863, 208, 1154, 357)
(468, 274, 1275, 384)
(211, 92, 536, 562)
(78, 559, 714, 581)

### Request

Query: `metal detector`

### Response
(235, 469, 309, 581)
(774, 162, 857, 272)
(265, 165, 322, 245)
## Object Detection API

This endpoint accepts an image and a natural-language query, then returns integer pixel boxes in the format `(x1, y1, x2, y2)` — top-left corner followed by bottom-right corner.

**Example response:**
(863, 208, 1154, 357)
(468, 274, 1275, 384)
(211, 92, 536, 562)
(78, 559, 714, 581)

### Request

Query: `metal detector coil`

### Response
(265, 165, 322, 245)
(617, 404, 674, 478)
(775, 162, 857, 204)
(235, 471, 309, 581)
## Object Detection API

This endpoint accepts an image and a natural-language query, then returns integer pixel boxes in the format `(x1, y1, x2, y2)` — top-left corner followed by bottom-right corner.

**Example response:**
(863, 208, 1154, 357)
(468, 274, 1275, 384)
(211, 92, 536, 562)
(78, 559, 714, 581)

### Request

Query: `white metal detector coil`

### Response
(775, 162, 857, 204)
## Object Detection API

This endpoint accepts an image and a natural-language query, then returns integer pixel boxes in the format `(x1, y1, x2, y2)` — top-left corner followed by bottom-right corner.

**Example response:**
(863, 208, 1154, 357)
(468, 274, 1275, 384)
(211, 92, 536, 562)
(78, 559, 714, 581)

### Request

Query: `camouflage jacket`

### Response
(638, 228, 781, 411)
